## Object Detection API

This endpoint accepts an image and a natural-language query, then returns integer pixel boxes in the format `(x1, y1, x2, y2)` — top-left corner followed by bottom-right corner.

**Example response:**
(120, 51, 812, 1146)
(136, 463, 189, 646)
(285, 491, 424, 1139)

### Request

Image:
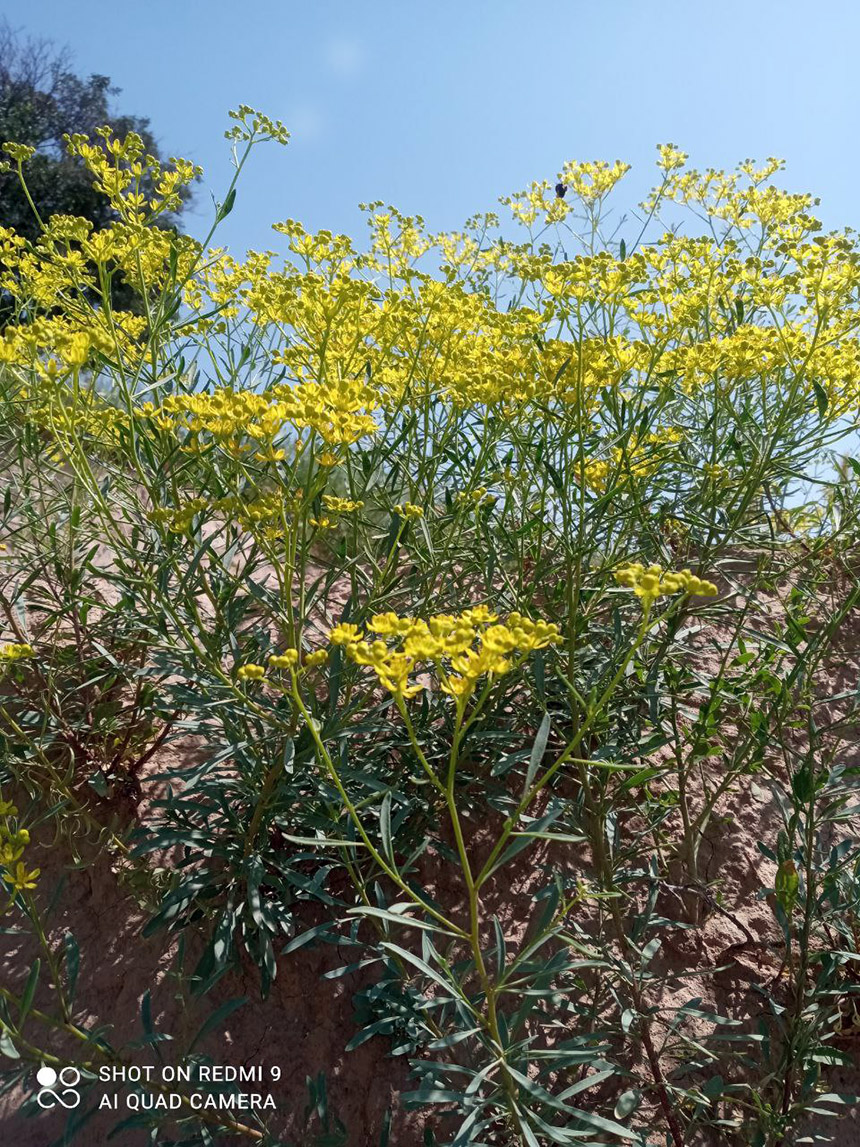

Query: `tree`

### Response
(0, 20, 191, 242)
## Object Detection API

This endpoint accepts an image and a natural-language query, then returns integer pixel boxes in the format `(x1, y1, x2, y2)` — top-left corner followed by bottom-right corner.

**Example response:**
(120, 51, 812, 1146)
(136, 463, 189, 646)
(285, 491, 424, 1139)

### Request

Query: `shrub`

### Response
(1, 116, 860, 1145)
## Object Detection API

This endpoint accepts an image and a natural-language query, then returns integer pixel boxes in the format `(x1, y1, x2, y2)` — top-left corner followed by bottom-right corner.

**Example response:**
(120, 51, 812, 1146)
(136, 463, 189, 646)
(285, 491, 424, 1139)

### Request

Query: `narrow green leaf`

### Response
(189, 996, 247, 1053)
(524, 712, 551, 797)
(380, 942, 471, 1009)
(19, 959, 40, 1024)
(813, 378, 829, 417)
(379, 792, 394, 864)
(64, 932, 80, 1002)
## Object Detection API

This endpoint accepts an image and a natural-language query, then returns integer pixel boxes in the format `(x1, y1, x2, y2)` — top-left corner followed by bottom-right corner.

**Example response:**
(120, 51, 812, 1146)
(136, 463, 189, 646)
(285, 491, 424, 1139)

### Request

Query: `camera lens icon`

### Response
(36, 1065, 81, 1109)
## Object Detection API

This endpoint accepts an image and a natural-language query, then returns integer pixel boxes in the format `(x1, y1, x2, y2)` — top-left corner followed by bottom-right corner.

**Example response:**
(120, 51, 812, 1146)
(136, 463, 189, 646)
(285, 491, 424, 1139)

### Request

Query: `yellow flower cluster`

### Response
(322, 494, 364, 514)
(329, 608, 561, 701)
(64, 126, 201, 223)
(0, 311, 146, 377)
(394, 503, 424, 520)
(0, 643, 33, 663)
(237, 649, 328, 682)
(2, 142, 36, 163)
(151, 378, 377, 457)
(0, 797, 39, 894)
(455, 487, 497, 510)
(148, 490, 307, 540)
(614, 564, 719, 610)
(3, 124, 860, 435)
(582, 427, 684, 493)
(147, 497, 209, 534)
(225, 105, 290, 146)
(213, 491, 295, 538)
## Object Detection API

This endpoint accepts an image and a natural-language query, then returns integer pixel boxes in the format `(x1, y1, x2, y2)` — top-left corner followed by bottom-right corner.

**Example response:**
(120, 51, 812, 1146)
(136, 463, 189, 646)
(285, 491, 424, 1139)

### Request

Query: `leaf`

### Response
(401, 1088, 467, 1107)
(0, 1029, 19, 1059)
(620, 767, 663, 792)
(19, 959, 39, 1024)
(640, 937, 661, 964)
(87, 770, 109, 797)
(614, 1088, 642, 1119)
(701, 1075, 724, 1100)
(379, 792, 394, 864)
(791, 764, 814, 804)
(533, 650, 545, 702)
(425, 1027, 482, 1050)
(348, 907, 457, 935)
(278, 833, 362, 847)
(775, 859, 799, 914)
(345, 1019, 395, 1051)
(486, 805, 564, 876)
(64, 931, 80, 1002)
(216, 188, 236, 221)
(557, 1067, 615, 1100)
(246, 854, 265, 929)
(283, 923, 337, 954)
(380, 942, 471, 1009)
(378, 1107, 392, 1147)
(507, 1066, 638, 1139)
(188, 996, 247, 1053)
(524, 712, 551, 797)
(493, 916, 506, 978)
(813, 378, 829, 418)
(510, 830, 587, 845)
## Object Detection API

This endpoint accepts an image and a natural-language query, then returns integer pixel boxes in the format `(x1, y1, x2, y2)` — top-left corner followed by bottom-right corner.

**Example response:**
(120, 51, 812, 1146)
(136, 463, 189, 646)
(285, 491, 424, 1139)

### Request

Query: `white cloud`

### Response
(323, 37, 364, 79)
(289, 104, 324, 142)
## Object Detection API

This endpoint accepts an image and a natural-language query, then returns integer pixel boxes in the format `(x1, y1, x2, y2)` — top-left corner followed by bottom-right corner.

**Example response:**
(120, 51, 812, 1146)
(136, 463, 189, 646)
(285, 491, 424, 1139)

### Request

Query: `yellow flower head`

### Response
(330, 622, 364, 646)
(269, 650, 300, 670)
(614, 563, 718, 609)
(303, 649, 329, 670)
(322, 494, 364, 514)
(0, 643, 33, 662)
(394, 502, 424, 520)
(333, 608, 560, 702)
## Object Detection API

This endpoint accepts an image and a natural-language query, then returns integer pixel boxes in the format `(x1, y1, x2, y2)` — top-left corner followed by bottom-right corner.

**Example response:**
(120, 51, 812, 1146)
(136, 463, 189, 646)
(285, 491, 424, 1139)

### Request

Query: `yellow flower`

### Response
(460, 605, 498, 626)
(322, 494, 364, 514)
(237, 663, 266, 681)
(0, 643, 33, 662)
(368, 613, 416, 637)
(269, 650, 300, 670)
(394, 502, 423, 520)
(330, 623, 364, 646)
(614, 564, 718, 609)
(8, 860, 40, 891)
(2, 142, 36, 163)
(336, 609, 560, 703)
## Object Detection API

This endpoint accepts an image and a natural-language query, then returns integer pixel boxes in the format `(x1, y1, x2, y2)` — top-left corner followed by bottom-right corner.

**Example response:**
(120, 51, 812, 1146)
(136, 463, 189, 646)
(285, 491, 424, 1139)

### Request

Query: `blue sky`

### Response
(3, 1, 859, 253)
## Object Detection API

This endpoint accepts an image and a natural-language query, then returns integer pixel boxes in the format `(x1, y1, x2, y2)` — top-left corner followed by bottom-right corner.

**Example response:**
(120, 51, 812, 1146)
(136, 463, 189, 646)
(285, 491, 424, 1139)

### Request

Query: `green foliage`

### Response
(2, 113, 860, 1146)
